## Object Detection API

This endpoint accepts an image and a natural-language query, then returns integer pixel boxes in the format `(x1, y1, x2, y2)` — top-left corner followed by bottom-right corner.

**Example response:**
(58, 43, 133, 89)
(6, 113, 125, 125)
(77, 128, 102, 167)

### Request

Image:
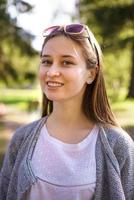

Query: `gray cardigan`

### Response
(0, 117, 134, 200)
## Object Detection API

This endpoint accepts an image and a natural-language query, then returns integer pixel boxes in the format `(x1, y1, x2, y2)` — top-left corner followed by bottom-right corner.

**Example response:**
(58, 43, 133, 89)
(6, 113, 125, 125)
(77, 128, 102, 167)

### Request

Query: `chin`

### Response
(46, 95, 64, 102)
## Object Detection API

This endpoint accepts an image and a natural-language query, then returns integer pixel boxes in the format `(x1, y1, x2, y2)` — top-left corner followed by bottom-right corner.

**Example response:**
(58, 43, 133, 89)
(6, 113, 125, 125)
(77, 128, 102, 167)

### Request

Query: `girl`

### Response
(0, 24, 134, 200)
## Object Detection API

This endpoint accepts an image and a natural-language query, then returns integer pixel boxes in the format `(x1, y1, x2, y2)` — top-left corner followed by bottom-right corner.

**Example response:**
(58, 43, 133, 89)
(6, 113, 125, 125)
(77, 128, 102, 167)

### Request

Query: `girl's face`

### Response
(39, 36, 94, 103)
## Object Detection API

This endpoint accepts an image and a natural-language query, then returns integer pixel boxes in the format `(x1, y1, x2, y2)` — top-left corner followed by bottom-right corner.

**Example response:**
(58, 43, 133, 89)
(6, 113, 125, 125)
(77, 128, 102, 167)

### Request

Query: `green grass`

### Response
(111, 99, 134, 127)
(0, 88, 41, 103)
(0, 88, 134, 123)
(112, 99, 134, 112)
(0, 88, 42, 110)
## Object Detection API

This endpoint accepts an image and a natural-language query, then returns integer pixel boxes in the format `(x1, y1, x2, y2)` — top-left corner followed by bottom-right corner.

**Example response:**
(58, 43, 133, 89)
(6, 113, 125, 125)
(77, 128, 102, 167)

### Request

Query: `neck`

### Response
(48, 100, 93, 129)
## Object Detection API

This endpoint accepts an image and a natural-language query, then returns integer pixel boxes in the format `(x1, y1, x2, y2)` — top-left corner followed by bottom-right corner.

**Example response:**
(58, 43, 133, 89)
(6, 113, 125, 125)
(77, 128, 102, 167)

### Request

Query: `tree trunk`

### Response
(127, 42, 134, 98)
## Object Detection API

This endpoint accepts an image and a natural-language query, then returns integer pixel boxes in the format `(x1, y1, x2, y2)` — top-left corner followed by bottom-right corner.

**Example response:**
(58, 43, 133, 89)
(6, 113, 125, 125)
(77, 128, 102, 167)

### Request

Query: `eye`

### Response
(41, 59, 52, 66)
(62, 60, 74, 66)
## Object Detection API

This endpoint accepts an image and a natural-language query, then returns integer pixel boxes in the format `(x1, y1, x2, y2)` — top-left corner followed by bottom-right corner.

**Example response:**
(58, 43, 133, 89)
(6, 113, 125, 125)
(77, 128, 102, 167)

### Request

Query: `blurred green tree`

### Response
(79, 0, 134, 98)
(0, 0, 38, 87)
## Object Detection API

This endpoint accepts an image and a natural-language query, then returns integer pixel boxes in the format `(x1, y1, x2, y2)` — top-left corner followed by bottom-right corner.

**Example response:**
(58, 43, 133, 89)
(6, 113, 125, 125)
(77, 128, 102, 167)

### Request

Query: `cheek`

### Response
(38, 67, 47, 81)
(72, 68, 87, 82)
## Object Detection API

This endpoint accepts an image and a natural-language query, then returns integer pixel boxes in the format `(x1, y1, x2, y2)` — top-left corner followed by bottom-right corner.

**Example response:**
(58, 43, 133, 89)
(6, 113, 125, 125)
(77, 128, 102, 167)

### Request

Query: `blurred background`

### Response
(0, 0, 134, 168)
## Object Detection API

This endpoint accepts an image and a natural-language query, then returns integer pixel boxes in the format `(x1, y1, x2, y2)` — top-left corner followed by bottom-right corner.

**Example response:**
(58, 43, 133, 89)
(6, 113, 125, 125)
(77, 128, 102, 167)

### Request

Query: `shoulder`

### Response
(103, 126, 133, 148)
(101, 125, 134, 167)
(9, 117, 46, 150)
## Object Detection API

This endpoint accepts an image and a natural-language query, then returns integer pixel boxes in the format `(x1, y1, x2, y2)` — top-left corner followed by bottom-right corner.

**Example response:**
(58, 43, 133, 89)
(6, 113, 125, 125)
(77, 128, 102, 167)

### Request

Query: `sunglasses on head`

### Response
(43, 24, 90, 37)
(43, 24, 100, 67)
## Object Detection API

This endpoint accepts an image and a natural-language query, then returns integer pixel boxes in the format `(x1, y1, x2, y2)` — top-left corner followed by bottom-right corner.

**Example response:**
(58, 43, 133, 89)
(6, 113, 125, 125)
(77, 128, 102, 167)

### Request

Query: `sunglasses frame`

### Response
(43, 24, 90, 37)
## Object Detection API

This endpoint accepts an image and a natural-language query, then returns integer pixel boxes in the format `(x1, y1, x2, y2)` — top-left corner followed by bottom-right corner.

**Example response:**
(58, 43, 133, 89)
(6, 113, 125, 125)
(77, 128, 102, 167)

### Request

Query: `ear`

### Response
(86, 68, 97, 84)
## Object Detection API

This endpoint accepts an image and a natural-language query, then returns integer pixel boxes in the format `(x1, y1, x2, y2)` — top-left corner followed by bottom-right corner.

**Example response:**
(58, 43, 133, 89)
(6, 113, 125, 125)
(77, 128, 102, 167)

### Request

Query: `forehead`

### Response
(42, 36, 83, 58)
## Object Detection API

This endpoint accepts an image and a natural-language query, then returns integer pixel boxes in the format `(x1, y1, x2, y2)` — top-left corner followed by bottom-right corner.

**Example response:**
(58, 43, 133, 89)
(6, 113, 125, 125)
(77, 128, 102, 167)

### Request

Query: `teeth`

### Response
(47, 82, 63, 87)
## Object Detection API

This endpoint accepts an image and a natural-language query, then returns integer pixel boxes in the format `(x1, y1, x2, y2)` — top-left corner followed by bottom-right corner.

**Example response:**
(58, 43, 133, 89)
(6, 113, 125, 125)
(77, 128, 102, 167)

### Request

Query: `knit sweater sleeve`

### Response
(113, 131, 134, 200)
(0, 120, 40, 200)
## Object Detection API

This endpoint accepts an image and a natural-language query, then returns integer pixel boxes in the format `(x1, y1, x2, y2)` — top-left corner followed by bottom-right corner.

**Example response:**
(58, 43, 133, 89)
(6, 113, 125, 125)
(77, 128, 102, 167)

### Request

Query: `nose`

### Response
(46, 65, 60, 77)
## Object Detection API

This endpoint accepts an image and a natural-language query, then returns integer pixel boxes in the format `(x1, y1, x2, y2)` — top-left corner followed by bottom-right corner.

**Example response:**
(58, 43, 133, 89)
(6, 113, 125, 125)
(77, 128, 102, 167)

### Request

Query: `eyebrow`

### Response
(41, 54, 75, 58)
(41, 55, 50, 58)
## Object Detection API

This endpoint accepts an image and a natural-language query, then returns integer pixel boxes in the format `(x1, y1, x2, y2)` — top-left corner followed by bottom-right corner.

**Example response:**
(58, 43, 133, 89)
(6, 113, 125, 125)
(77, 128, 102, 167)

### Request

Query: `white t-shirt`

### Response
(26, 124, 99, 200)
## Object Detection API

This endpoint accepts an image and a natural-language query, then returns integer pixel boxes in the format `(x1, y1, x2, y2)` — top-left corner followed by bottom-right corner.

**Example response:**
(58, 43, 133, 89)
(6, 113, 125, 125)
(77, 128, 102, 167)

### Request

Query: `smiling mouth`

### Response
(47, 81, 64, 87)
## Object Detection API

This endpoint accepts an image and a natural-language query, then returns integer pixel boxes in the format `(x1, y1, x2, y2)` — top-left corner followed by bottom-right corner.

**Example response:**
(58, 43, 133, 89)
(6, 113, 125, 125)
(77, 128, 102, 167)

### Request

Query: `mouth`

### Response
(46, 81, 64, 87)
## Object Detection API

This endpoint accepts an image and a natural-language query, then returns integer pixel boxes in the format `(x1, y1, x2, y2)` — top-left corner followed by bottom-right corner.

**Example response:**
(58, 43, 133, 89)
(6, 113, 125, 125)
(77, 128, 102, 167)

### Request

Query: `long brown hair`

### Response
(40, 29, 119, 127)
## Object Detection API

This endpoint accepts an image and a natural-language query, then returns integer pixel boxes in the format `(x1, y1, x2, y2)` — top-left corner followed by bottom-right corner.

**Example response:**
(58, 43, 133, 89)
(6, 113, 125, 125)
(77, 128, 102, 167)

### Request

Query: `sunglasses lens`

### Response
(66, 24, 84, 33)
(43, 26, 59, 36)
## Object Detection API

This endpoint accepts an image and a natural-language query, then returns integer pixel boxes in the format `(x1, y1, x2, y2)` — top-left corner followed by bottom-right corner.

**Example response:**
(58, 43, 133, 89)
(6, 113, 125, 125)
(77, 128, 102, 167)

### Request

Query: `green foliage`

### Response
(103, 48, 131, 101)
(80, 0, 134, 99)
(0, 0, 38, 87)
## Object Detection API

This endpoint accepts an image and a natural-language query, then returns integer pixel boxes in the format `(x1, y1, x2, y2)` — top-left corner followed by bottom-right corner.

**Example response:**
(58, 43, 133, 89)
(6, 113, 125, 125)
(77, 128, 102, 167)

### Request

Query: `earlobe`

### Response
(87, 68, 97, 84)
(86, 72, 93, 84)
(87, 78, 93, 84)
